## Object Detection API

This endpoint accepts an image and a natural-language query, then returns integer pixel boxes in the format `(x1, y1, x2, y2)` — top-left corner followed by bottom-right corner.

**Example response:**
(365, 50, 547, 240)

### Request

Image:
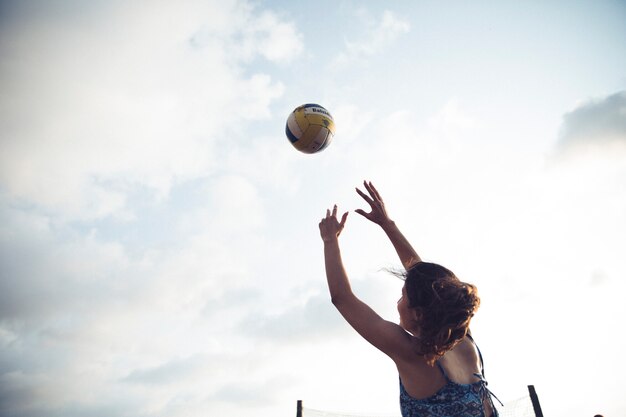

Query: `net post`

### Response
(527, 385, 544, 417)
(296, 400, 303, 417)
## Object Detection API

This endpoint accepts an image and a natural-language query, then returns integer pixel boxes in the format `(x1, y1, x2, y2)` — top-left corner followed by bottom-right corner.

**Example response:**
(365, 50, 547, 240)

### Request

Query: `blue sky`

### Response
(1, 1, 625, 416)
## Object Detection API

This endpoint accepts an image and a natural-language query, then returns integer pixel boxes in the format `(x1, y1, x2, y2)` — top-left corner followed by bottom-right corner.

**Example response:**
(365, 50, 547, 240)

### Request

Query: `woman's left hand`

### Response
(319, 204, 349, 242)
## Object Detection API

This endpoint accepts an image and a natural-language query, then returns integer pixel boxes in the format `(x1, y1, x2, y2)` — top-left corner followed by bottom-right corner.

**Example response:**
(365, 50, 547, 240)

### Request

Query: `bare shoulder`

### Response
(438, 337, 482, 384)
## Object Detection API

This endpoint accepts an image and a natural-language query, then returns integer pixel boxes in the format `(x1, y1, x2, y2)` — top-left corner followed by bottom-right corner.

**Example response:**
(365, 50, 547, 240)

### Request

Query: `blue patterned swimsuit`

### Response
(399, 335, 501, 417)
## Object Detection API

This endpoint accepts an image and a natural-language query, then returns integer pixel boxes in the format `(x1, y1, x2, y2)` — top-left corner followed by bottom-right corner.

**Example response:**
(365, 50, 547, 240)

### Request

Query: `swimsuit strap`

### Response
(435, 360, 450, 381)
(466, 334, 504, 408)
(472, 371, 504, 408)
(466, 333, 485, 377)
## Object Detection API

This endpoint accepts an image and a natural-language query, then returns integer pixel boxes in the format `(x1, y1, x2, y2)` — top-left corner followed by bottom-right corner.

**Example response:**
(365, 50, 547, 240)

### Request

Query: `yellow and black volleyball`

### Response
(285, 104, 335, 154)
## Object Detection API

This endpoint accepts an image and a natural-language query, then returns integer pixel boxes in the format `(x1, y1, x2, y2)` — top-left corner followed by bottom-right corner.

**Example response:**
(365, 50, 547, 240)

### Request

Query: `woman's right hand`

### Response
(355, 181, 392, 227)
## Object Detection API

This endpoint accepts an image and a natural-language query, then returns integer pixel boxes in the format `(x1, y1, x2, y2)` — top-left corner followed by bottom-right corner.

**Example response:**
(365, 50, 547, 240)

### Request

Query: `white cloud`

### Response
(240, 291, 343, 342)
(0, 1, 300, 220)
(427, 98, 477, 139)
(252, 11, 304, 63)
(332, 10, 410, 67)
(0, 204, 129, 319)
(0, 206, 279, 417)
(0, 3, 306, 415)
(207, 174, 266, 232)
(558, 90, 626, 149)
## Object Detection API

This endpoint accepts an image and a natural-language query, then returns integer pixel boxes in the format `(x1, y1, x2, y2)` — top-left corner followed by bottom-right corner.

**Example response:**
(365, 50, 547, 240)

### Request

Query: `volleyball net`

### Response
(297, 385, 544, 417)
(499, 385, 544, 417)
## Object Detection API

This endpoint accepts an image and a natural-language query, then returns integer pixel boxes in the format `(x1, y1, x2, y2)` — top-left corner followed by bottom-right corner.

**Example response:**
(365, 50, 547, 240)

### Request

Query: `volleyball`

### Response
(285, 104, 335, 154)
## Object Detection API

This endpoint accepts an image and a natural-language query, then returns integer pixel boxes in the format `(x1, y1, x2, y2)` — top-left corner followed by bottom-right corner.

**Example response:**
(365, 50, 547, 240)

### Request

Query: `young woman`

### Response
(319, 181, 500, 417)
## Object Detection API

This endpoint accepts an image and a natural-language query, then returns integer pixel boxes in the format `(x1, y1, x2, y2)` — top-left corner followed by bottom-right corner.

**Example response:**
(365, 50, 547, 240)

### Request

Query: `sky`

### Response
(0, 1, 625, 416)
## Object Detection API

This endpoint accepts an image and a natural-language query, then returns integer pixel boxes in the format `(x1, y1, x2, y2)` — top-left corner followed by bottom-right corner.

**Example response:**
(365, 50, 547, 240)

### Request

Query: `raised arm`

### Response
(355, 181, 421, 269)
(319, 205, 351, 303)
(319, 205, 414, 360)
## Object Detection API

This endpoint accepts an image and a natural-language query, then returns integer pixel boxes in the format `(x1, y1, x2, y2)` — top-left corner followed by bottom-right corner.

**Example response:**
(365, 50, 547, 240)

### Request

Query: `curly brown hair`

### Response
(403, 262, 481, 365)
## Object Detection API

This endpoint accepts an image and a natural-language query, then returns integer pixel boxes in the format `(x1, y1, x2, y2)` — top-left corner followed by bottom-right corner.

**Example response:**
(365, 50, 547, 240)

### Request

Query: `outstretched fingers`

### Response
(363, 181, 382, 203)
(324, 205, 346, 222)
(367, 181, 382, 201)
(320, 205, 349, 240)
(356, 187, 374, 206)
(339, 210, 349, 227)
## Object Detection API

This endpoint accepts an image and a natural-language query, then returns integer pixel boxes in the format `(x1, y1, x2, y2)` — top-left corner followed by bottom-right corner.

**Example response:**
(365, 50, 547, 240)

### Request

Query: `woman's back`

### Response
(397, 335, 497, 417)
